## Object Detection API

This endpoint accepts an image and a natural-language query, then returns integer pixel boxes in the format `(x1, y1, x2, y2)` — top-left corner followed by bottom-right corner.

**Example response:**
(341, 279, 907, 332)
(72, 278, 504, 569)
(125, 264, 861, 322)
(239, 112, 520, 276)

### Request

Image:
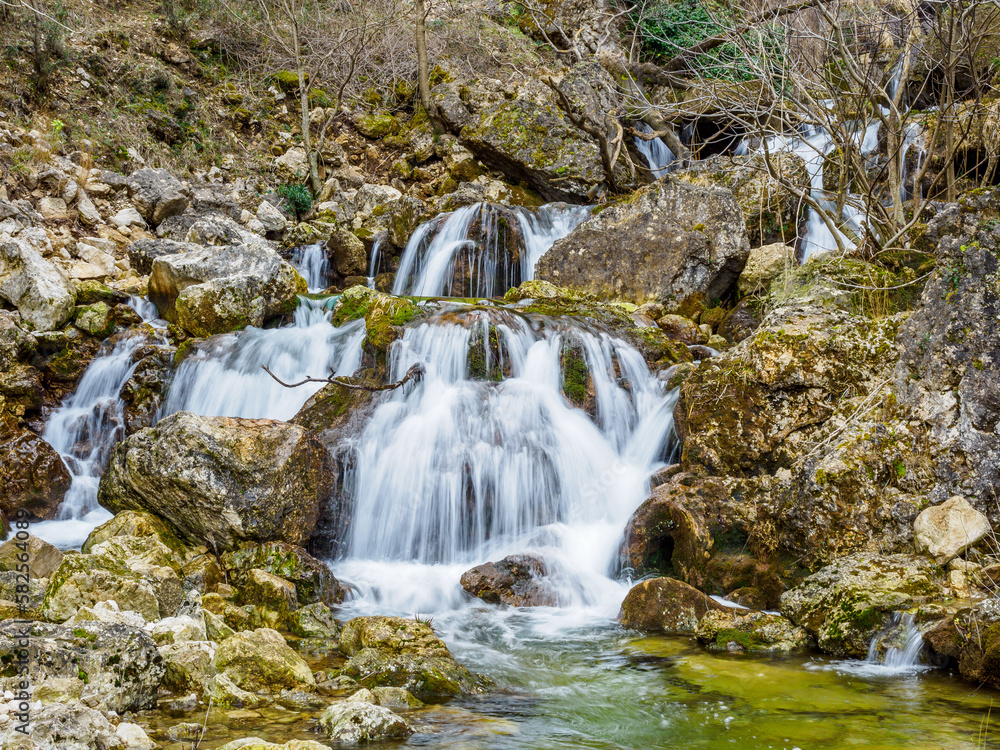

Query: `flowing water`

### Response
(634, 121, 676, 179)
(392, 203, 590, 298)
(290, 243, 330, 292)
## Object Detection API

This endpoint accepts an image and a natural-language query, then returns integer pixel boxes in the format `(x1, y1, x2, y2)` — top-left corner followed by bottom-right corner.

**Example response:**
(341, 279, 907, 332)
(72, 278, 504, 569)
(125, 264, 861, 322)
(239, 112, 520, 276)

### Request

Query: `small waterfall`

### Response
(333, 307, 678, 613)
(366, 236, 382, 289)
(290, 243, 329, 292)
(160, 296, 365, 421)
(634, 121, 675, 179)
(900, 123, 927, 201)
(31, 299, 165, 549)
(392, 202, 590, 299)
(867, 612, 927, 669)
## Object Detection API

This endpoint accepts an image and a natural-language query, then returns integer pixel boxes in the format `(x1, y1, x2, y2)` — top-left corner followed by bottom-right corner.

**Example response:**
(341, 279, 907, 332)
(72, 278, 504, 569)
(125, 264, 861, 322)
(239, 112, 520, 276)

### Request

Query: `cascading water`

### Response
(31, 298, 166, 549)
(392, 202, 590, 299)
(366, 236, 382, 289)
(634, 121, 675, 179)
(331, 306, 678, 614)
(900, 122, 927, 201)
(160, 296, 365, 421)
(867, 612, 928, 670)
(289, 243, 330, 292)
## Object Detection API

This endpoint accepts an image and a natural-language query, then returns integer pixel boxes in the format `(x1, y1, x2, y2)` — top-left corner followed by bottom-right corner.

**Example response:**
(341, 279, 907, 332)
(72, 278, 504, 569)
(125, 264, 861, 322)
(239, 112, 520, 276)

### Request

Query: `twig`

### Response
(261, 362, 425, 390)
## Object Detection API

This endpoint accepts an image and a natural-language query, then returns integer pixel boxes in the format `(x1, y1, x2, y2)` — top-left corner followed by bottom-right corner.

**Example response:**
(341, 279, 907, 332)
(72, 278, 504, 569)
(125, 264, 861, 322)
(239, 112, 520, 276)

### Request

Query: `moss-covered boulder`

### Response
(779, 552, 945, 657)
(287, 602, 340, 640)
(617, 577, 732, 633)
(222, 542, 345, 606)
(159, 640, 217, 694)
(41, 554, 162, 623)
(332, 285, 419, 356)
(72, 302, 115, 337)
(212, 628, 315, 692)
(695, 609, 812, 654)
(319, 701, 414, 743)
(97, 412, 335, 552)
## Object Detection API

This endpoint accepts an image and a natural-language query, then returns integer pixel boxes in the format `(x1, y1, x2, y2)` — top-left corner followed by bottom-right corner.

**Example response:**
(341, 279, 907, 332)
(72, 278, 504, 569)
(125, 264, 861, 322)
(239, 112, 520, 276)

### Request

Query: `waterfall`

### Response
(160, 296, 365, 421)
(867, 612, 927, 669)
(634, 121, 675, 179)
(392, 202, 590, 299)
(900, 123, 927, 201)
(290, 243, 329, 292)
(366, 236, 382, 289)
(332, 306, 678, 614)
(30, 299, 166, 549)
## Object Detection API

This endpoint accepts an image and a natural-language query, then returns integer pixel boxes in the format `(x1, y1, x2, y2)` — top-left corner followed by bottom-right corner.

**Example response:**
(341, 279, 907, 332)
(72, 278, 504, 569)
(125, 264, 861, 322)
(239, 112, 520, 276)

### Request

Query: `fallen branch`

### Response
(261, 362, 425, 390)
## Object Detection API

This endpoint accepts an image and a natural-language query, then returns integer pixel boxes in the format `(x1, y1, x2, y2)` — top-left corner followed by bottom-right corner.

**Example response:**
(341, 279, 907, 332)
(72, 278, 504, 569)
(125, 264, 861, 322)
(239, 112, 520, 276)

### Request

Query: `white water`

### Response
(366, 236, 382, 289)
(289, 243, 329, 292)
(900, 122, 927, 201)
(331, 307, 678, 615)
(30, 298, 166, 549)
(634, 121, 675, 179)
(392, 202, 590, 299)
(160, 296, 365, 421)
(808, 612, 930, 678)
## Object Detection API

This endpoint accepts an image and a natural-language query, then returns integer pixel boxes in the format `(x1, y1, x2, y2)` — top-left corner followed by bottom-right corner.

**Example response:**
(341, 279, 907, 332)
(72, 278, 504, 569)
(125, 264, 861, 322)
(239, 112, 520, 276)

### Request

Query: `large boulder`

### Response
(779, 552, 945, 657)
(221, 542, 346, 606)
(0, 420, 70, 520)
(98, 412, 335, 552)
(125, 168, 189, 225)
(535, 177, 749, 308)
(914, 496, 990, 564)
(460, 553, 557, 606)
(148, 243, 306, 337)
(0, 235, 75, 331)
(40, 552, 167, 623)
(0, 535, 62, 579)
(212, 628, 315, 692)
(319, 702, 414, 743)
(0, 620, 163, 712)
(617, 577, 731, 633)
(338, 616, 481, 699)
(126, 237, 194, 275)
(0, 703, 124, 750)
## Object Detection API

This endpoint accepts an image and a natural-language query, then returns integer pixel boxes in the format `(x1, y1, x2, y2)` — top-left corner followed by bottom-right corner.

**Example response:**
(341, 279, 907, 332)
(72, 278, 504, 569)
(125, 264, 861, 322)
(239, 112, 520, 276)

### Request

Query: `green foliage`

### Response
(277, 183, 312, 216)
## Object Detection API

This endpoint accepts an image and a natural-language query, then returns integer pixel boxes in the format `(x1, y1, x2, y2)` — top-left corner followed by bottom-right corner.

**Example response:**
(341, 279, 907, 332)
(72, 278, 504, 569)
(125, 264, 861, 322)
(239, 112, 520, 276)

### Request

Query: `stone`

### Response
(217, 739, 330, 750)
(656, 314, 707, 345)
(239, 569, 298, 619)
(159, 640, 216, 693)
(221, 542, 345, 606)
(0, 421, 70, 520)
(326, 227, 367, 278)
(617, 577, 732, 633)
(98, 412, 334, 552)
(37, 196, 69, 221)
(914, 496, 991, 564)
(73, 302, 114, 337)
(207, 672, 270, 709)
(319, 701, 414, 743)
(0, 535, 62, 578)
(41, 553, 162, 623)
(0, 620, 163, 712)
(82, 509, 190, 557)
(126, 168, 189, 225)
(331, 285, 419, 355)
(125, 237, 190, 275)
(75, 192, 101, 226)
(0, 235, 76, 331)
(213, 628, 315, 692)
(0, 703, 122, 750)
(148, 243, 305, 336)
(780, 552, 945, 657)
(695, 609, 811, 654)
(111, 207, 146, 229)
(257, 201, 287, 233)
(274, 148, 309, 181)
(115, 723, 155, 750)
(150, 614, 207, 645)
(287, 602, 340, 639)
(460, 553, 558, 606)
(737, 242, 795, 297)
(535, 178, 749, 308)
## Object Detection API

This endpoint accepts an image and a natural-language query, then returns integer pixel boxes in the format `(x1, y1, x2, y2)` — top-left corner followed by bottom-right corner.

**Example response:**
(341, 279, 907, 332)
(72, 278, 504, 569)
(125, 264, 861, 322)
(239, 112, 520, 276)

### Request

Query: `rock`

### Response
(914, 496, 990, 564)
(82, 509, 189, 557)
(221, 542, 345, 606)
(159, 640, 216, 694)
(0, 235, 76, 331)
(213, 628, 315, 692)
(779, 552, 944, 657)
(617, 577, 731, 633)
(149, 243, 305, 336)
(115, 723, 155, 750)
(73, 279, 128, 306)
(126, 168, 189, 225)
(217, 739, 335, 750)
(535, 178, 749, 308)
(460, 553, 557, 606)
(338, 616, 481, 699)
(98, 412, 334, 552)
(73, 302, 114, 337)
(75, 192, 101, 226)
(695, 609, 811, 654)
(239, 569, 298, 619)
(40, 553, 162, 623)
(37, 196, 69, 221)
(274, 148, 310, 182)
(0, 620, 162, 712)
(718, 297, 761, 342)
(287, 602, 340, 639)
(125, 238, 191, 274)
(0, 535, 62, 578)
(0, 703, 123, 750)
(737, 243, 795, 297)
(332, 285, 419, 355)
(257, 201, 287, 233)
(111, 207, 146, 229)
(319, 701, 414, 743)
(0, 421, 71, 520)
(149, 614, 207, 645)
(207, 672, 269, 709)
(656, 314, 706, 345)
(326, 227, 367, 278)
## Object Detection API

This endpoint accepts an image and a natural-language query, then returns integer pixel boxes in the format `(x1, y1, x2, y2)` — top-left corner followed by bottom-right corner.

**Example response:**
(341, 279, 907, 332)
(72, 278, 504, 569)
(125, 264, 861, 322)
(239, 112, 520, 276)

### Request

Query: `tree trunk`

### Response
(292, 20, 321, 195)
(414, 0, 438, 126)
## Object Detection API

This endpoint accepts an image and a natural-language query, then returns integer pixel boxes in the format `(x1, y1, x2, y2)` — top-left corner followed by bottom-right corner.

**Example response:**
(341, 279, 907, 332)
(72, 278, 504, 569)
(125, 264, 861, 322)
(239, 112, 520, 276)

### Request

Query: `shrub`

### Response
(277, 182, 312, 217)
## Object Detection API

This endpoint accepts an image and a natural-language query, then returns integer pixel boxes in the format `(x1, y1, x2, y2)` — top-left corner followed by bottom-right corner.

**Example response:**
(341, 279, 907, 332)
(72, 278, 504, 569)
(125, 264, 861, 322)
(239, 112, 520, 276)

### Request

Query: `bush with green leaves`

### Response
(277, 182, 312, 217)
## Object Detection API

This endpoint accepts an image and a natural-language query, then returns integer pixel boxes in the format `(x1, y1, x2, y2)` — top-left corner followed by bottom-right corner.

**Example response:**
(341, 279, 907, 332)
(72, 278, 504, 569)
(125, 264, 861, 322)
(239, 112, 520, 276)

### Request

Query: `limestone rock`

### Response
(257, 201, 287, 233)
(914, 496, 990, 564)
(82, 509, 190, 557)
(0, 235, 76, 331)
(41, 553, 162, 623)
(319, 701, 414, 743)
(0, 703, 123, 750)
(213, 628, 315, 692)
(221, 542, 345, 606)
(0, 421, 70, 520)
(115, 724, 155, 750)
(326, 227, 366, 278)
(656, 314, 706, 345)
(460, 553, 558, 606)
(617, 577, 731, 633)
(37, 196, 69, 221)
(738, 242, 795, 297)
(273, 148, 309, 182)
(126, 168, 189, 225)
(535, 178, 749, 308)
(159, 639, 216, 693)
(0, 535, 62, 578)
(695, 609, 812, 654)
(287, 602, 339, 639)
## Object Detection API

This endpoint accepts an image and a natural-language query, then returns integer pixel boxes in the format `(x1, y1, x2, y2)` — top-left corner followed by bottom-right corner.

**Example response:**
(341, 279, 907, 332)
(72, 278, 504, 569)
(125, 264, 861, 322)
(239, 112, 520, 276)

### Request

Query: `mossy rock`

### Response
(82, 510, 191, 559)
(212, 628, 315, 692)
(332, 286, 420, 357)
(73, 302, 115, 338)
(74, 280, 128, 306)
(355, 111, 399, 139)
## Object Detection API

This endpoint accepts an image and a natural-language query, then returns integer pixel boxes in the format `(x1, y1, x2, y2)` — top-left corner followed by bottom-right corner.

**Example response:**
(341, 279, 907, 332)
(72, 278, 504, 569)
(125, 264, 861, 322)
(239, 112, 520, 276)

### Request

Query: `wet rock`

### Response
(239, 569, 298, 619)
(0, 620, 162, 712)
(120, 342, 176, 434)
(695, 609, 811, 654)
(221, 542, 346, 606)
(73, 302, 114, 337)
(780, 552, 945, 657)
(326, 227, 367, 278)
(0, 421, 70, 520)
(217, 738, 334, 750)
(656, 314, 706, 345)
(332, 285, 419, 356)
(460, 553, 558, 606)
(338, 616, 481, 699)
(617, 577, 732, 633)
(207, 672, 270, 709)
(287, 602, 340, 640)
(98, 412, 334, 552)
(0, 234, 76, 331)
(914, 496, 990, 564)
(0, 703, 123, 750)
(926, 598, 1000, 689)
(348, 686, 423, 708)
(149, 614, 207, 645)
(319, 701, 414, 743)
(213, 628, 315, 692)
(148, 242, 305, 337)
(0, 535, 62, 578)
(82, 509, 191, 557)
(535, 178, 749, 308)
(159, 639, 216, 694)
(126, 168, 189, 225)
